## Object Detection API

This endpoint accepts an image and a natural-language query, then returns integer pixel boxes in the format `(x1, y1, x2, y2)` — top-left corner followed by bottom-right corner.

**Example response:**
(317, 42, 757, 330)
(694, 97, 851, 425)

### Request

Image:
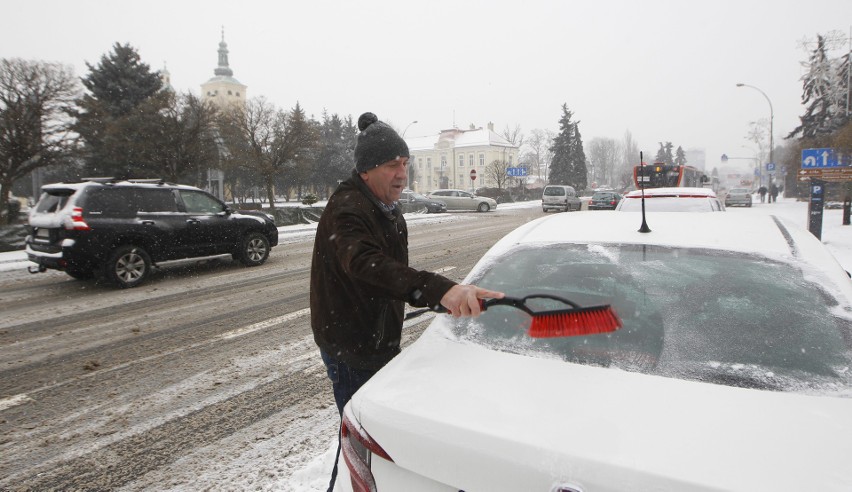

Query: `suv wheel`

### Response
(105, 245, 151, 288)
(236, 233, 270, 266)
(477, 202, 490, 212)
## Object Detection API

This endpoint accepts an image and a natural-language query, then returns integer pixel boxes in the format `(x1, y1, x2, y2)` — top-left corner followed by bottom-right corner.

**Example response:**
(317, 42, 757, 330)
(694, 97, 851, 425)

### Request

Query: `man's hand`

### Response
(439, 284, 505, 317)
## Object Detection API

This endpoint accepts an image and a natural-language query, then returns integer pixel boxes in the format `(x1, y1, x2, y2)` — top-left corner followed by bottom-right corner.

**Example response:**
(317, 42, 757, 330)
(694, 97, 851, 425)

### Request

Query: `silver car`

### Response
(426, 189, 497, 212)
(725, 188, 753, 207)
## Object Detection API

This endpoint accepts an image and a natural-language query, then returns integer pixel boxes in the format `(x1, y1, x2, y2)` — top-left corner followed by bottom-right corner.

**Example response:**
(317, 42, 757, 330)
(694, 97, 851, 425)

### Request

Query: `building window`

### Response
(441, 156, 446, 168)
(228, 90, 233, 95)
(509, 154, 513, 165)
(427, 157, 432, 168)
(458, 154, 464, 168)
(236, 92, 240, 97)
(469, 154, 474, 167)
(479, 154, 485, 167)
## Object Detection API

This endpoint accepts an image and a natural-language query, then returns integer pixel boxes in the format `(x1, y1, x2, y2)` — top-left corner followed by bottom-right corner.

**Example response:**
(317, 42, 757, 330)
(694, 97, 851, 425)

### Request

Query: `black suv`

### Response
(26, 179, 279, 288)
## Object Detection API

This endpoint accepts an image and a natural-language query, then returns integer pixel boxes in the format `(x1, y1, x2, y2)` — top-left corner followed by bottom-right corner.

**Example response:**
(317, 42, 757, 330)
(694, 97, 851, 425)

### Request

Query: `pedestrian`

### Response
(758, 185, 767, 203)
(770, 183, 779, 203)
(310, 112, 504, 491)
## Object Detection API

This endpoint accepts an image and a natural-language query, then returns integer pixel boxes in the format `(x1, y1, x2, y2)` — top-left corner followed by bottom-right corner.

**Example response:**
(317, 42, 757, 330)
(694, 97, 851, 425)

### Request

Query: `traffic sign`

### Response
(802, 148, 844, 168)
(469, 169, 477, 181)
(766, 162, 776, 172)
(797, 167, 852, 182)
(507, 167, 527, 177)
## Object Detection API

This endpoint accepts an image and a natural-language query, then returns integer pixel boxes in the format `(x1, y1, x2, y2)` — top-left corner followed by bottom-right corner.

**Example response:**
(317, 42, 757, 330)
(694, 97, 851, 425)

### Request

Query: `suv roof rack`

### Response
(82, 177, 169, 185)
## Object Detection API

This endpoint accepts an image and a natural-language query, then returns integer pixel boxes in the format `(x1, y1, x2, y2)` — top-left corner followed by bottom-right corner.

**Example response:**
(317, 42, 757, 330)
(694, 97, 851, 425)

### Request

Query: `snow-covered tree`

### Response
(787, 35, 847, 139)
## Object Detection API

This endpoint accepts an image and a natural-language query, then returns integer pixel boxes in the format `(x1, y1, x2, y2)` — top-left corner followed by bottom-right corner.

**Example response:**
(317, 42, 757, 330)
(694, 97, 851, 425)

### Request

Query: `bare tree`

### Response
(586, 137, 620, 188)
(484, 159, 510, 189)
(217, 97, 287, 209)
(618, 130, 640, 189)
(501, 124, 525, 147)
(523, 129, 555, 181)
(0, 58, 78, 223)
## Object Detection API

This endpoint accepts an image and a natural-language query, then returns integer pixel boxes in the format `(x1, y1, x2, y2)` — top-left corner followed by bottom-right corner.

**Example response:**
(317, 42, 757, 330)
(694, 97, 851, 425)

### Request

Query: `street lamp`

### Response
(736, 83, 774, 188)
(402, 120, 418, 137)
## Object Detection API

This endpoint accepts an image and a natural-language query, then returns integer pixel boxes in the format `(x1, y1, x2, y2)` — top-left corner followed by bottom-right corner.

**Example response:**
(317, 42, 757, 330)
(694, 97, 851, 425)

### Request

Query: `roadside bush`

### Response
(301, 193, 318, 206)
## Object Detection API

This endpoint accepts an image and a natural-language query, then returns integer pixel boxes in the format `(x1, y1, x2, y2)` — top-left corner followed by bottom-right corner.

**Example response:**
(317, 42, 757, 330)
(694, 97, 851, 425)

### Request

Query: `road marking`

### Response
(215, 308, 311, 341)
(0, 393, 33, 411)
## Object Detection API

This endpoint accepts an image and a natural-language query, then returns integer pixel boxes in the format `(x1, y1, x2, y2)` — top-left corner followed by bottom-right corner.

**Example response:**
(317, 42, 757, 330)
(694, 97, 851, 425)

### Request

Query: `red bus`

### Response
(633, 163, 705, 188)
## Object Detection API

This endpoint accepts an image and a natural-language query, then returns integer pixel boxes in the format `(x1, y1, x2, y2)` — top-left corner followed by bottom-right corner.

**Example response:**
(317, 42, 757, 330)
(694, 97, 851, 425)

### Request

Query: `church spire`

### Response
(214, 26, 234, 77)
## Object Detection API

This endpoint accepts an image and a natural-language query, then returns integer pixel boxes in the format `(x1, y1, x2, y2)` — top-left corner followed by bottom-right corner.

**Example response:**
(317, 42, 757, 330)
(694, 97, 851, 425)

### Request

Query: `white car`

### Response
(426, 189, 497, 212)
(617, 186, 725, 212)
(341, 212, 852, 492)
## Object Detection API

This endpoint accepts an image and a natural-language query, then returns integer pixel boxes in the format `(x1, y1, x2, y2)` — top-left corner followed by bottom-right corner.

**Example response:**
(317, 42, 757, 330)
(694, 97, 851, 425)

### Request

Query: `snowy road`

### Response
(3, 197, 852, 491)
(0, 204, 540, 491)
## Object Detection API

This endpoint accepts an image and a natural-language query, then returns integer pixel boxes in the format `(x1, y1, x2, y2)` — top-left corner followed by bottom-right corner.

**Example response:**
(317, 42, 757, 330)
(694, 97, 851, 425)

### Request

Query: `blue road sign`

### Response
(801, 148, 844, 168)
(507, 167, 528, 177)
(766, 162, 776, 171)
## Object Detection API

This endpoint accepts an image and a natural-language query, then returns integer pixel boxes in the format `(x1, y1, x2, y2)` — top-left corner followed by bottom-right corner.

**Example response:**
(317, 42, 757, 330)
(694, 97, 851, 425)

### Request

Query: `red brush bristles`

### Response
(527, 305, 623, 338)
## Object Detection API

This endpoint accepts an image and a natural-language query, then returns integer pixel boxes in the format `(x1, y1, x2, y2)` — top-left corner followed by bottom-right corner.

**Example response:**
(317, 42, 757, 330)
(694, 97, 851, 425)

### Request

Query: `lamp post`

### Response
(736, 83, 774, 190)
(402, 120, 418, 137)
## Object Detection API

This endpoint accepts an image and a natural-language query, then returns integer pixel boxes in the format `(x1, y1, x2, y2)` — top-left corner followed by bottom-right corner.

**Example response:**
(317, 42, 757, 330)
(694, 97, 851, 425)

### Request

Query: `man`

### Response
(310, 112, 503, 490)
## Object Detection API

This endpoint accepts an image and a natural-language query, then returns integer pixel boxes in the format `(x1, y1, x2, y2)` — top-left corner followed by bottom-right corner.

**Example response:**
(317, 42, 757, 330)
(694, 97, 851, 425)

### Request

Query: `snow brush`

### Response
(405, 294, 623, 338)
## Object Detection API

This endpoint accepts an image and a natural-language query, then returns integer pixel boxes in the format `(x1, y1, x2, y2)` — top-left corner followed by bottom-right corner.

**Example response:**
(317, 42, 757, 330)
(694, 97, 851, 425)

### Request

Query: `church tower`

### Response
(201, 27, 247, 109)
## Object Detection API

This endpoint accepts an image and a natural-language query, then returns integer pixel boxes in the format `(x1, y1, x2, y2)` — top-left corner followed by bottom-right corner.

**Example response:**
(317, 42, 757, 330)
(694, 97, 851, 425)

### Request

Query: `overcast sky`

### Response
(3, 0, 851, 174)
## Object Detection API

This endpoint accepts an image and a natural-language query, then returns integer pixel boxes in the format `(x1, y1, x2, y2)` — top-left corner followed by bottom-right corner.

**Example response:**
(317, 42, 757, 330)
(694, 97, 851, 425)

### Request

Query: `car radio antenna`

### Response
(638, 151, 651, 233)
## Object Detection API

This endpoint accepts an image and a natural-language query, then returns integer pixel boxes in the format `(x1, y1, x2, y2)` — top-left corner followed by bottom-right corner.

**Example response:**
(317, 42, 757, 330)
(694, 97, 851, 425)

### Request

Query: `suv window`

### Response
(35, 190, 73, 213)
(180, 190, 224, 214)
(544, 187, 566, 196)
(138, 189, 178, 213)
(82, 187, 137, 217)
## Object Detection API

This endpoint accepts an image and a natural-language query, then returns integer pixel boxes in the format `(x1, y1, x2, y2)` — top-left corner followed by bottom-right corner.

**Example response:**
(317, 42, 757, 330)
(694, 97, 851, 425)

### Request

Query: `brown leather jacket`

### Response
(310, 171, 456, 370)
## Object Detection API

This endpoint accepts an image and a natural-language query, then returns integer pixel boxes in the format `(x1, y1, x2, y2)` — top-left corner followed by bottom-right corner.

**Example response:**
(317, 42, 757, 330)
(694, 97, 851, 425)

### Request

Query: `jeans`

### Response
(320, 350, 378, 492)
(320, 350, 378, 415)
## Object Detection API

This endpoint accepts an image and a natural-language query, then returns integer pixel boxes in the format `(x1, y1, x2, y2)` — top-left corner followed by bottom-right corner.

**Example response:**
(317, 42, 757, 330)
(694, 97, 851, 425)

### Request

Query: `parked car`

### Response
(400, 190, 447, 213)
(724, 187, 753, 207)
(26, 179, 279, 288)
(341, 212, 852, 491)
(541, 184, 582, 212)
(588, 190, 623, 210)
(426, 189, 497, 212)
(616, 187, 725, 212)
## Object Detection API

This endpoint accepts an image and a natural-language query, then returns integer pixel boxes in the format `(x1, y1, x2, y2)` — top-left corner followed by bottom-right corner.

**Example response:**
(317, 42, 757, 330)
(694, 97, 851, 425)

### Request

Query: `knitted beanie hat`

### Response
(354, 112, 410, 173)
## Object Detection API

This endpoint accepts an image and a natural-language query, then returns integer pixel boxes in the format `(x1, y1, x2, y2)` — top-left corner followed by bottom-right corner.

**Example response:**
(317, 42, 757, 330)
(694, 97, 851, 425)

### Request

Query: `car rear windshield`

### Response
(620, 197, 715, 212)
(447, 244, 852, 396)
(544, 187, 566, 196)
(34, 189, 75, 213)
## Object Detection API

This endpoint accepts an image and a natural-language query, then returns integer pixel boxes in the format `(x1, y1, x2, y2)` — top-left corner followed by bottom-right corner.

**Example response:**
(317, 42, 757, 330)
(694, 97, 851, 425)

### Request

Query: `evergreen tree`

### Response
(278, 102, 319, 199)
(548, 104, 588, 189)
(787, 35, 844, 139)
(675, 146, 687, 165)
(80, 43, 162, 117)
(655, 142, 674, 165)
(72, 43, 166, 177)
(315, 111, 356, 196)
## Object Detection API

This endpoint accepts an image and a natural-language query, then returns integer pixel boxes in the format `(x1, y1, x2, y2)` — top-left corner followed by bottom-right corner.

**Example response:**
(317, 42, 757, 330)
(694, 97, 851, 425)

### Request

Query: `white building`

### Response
(405, 123, 519, 193)
(200, 29, 246, 199)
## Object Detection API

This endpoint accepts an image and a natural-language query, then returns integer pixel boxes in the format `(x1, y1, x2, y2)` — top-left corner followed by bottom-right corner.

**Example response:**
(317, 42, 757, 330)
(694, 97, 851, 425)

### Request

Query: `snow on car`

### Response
(341, 212, 852, 492)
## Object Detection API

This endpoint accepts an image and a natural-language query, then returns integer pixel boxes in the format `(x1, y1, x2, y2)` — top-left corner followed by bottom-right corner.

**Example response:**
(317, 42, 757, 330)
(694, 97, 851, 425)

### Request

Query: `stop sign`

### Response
(470, 169, 477, 181)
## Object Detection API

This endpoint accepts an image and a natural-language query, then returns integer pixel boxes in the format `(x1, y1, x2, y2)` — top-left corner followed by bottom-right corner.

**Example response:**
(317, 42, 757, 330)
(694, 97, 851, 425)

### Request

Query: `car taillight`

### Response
(610, 200, 616, 205)
(64, 207, 90, 231)
(341, 406, 393, 492)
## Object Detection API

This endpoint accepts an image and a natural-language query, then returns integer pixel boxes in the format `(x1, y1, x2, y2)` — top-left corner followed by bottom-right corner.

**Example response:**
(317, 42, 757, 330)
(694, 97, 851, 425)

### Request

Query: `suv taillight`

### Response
(341, 406, 393, 492)
(64, 207, 90, 231)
